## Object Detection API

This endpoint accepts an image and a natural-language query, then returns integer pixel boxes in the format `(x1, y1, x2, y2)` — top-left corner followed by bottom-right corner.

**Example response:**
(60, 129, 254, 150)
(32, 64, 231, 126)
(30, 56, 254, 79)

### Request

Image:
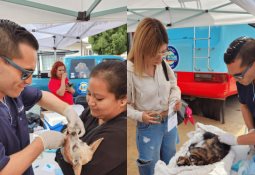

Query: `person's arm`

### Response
(127, 71, 143, 122)
(237, 132, 255, 145)
(38, 91, 69, 114)
(66, 85, 75, 94)
(65, 78, 75, 95)
(127, 71, 158, 124)
(219, 129, 255, 145)
(127, 105, 160, 124)
(0, 138, 43, 175)
(241, 104, 254, 131)
(1, 131, 64, 175)
(38, 91, 85, 136)
(127, 104, 142, 122)
(56, 73, 67, 96)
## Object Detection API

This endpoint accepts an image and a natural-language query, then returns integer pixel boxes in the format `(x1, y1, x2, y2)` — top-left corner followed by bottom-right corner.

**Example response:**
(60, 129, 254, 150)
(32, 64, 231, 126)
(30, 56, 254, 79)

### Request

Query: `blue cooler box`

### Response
(41, 111, 68, 132)
(43, 119, 65, 132)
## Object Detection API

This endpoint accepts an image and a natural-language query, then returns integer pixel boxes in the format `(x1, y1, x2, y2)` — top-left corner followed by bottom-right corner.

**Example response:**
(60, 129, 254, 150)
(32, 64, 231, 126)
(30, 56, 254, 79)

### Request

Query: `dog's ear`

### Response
(73, 162, 82, 175)
(89, 138, 104, 153)
(78, 138, 104, 166)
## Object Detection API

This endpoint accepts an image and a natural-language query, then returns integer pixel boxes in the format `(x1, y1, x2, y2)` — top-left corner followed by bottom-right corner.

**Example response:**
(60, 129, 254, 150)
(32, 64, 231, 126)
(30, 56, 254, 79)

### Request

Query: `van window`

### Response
(102, 58, 122, 62)
(69, 59, 95, 79)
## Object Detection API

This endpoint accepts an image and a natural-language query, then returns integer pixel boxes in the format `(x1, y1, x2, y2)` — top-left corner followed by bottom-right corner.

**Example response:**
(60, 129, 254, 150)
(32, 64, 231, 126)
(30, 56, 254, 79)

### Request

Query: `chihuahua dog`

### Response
(61, 130, 103, 175)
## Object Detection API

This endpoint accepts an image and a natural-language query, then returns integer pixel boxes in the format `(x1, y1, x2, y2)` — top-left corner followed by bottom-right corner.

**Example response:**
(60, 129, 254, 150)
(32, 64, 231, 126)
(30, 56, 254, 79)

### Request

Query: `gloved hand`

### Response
(63, 106, 85, 137)
(248, 129, 255, 155)
(218, 132, 238, 145)
(38, 130, 65, 149)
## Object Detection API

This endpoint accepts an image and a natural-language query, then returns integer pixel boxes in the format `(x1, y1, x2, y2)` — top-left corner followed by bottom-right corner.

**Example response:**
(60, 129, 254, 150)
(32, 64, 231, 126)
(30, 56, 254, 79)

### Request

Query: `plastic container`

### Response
(43, 119, 65, 132)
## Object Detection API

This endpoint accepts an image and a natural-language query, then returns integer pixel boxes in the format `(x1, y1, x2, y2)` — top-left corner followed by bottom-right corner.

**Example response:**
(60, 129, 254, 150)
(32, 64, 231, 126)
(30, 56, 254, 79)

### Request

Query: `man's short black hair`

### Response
(224, 36, 255, 67)
(0, 19, 39, 58)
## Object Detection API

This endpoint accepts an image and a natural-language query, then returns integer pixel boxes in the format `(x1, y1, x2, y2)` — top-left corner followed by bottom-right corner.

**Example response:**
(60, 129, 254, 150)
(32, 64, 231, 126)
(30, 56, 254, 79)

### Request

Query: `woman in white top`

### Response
(127, 18, 182, 175)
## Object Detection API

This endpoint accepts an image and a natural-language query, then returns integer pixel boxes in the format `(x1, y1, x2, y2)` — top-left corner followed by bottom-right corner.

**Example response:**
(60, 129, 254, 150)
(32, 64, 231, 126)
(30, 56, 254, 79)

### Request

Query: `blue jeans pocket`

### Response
(137, 122, 151, 130)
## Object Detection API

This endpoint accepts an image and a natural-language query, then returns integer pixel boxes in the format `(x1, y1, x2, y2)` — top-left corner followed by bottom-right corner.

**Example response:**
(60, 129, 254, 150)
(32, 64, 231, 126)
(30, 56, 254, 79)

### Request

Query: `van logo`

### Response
(77, 82, 88, 94)
(164, 46, 179, 69)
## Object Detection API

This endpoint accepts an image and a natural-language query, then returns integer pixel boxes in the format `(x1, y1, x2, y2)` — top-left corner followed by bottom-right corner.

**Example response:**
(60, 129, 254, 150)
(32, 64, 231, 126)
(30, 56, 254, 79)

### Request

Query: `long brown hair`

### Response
(128, 18, 168, 76)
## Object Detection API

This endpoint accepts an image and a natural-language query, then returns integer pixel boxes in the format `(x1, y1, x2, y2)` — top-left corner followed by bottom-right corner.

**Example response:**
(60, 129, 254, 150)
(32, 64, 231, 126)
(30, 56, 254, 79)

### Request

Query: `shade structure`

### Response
(0, 0, 126, 50)
(127, 0, 255, 32)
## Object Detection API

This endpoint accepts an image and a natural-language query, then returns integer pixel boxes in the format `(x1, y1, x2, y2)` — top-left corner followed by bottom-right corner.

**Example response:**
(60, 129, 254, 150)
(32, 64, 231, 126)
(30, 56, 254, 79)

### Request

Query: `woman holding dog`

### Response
(127, 18, 182, 175)
(56, 60, 127, 175)
(48, 61, 75, 105)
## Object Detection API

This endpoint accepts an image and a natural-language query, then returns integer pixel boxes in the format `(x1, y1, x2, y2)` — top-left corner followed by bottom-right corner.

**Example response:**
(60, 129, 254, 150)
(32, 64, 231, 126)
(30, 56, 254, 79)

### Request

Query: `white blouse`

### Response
(127, 60, 181, 122)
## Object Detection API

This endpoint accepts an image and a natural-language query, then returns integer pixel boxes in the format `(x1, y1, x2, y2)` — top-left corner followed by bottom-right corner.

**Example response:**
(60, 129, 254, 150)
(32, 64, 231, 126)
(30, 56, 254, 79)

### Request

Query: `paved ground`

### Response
(127, 95, 245, 175)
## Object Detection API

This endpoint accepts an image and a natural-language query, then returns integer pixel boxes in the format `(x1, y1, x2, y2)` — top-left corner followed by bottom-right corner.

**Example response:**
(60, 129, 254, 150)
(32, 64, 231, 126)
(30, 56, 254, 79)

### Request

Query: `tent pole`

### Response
(54, 49, 57, 61)
(81, 39, 83, 56)
(4, 0, 77, 17)
(53, 35, 57, 60)
(86, 0, 102, 17)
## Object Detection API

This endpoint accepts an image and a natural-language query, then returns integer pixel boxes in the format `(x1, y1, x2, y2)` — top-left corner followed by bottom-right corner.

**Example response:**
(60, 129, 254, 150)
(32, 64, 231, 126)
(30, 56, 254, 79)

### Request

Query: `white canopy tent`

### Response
(24, 21, 125, 50)
(127, 0, 255, 32)
(0, 0, 126, 50)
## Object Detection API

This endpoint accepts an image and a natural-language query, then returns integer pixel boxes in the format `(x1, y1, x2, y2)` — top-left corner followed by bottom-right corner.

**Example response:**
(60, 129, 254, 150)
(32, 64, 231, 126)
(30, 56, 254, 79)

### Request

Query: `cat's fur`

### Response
(177, 132, 230, 166)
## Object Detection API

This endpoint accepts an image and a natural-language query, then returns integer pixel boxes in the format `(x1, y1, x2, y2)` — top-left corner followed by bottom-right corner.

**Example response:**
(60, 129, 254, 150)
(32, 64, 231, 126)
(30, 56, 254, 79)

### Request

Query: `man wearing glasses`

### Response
(218, 37, 255, 146)
(0, 20, 85, 175)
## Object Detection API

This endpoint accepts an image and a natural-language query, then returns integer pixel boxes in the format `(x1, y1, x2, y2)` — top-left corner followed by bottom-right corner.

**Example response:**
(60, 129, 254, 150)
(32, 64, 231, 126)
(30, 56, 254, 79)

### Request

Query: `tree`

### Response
(88, 25, 127, 55)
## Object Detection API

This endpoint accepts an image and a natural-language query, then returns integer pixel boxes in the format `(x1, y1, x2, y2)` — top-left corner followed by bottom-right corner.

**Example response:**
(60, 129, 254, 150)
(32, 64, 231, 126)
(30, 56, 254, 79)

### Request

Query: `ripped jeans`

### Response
(136, 118, 178, 175)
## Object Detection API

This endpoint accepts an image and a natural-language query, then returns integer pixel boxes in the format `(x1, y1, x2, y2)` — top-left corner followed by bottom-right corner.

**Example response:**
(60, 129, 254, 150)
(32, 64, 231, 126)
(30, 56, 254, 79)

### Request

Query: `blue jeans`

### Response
(136, 118, 178, 175)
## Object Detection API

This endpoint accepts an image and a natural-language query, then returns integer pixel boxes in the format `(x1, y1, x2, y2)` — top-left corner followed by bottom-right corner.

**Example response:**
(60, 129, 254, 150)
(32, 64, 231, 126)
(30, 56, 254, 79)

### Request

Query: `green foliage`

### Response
(88, 25, 127, 55)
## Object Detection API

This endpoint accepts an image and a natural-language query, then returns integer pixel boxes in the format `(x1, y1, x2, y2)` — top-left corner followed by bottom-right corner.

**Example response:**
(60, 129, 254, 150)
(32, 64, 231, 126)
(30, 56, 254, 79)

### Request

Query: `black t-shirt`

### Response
(55, 108, 127, 175)
(237, 82, 255, 118)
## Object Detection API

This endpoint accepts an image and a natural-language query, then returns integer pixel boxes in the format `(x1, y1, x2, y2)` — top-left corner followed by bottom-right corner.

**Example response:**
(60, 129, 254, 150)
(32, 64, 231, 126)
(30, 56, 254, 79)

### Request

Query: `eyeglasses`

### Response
(158, 50, 170, 58)
(233, 64, 251, 80)
(0, 56, 34, 80)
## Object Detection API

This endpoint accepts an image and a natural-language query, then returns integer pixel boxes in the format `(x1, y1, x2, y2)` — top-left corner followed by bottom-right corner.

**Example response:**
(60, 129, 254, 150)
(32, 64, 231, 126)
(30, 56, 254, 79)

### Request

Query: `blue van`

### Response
(31, 55, 124, 104)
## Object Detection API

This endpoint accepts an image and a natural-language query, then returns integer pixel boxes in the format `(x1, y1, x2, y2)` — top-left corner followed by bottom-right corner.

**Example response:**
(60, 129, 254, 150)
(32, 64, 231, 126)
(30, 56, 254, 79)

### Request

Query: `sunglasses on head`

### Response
(224, 37, 248, 61)
(233, 64, 252, 80)
(0, 56, 34, 80)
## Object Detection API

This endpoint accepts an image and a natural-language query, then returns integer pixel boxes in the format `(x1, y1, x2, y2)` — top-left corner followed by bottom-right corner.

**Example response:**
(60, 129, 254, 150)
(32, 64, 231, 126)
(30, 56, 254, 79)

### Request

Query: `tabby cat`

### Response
(177, 132, 230, 166)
